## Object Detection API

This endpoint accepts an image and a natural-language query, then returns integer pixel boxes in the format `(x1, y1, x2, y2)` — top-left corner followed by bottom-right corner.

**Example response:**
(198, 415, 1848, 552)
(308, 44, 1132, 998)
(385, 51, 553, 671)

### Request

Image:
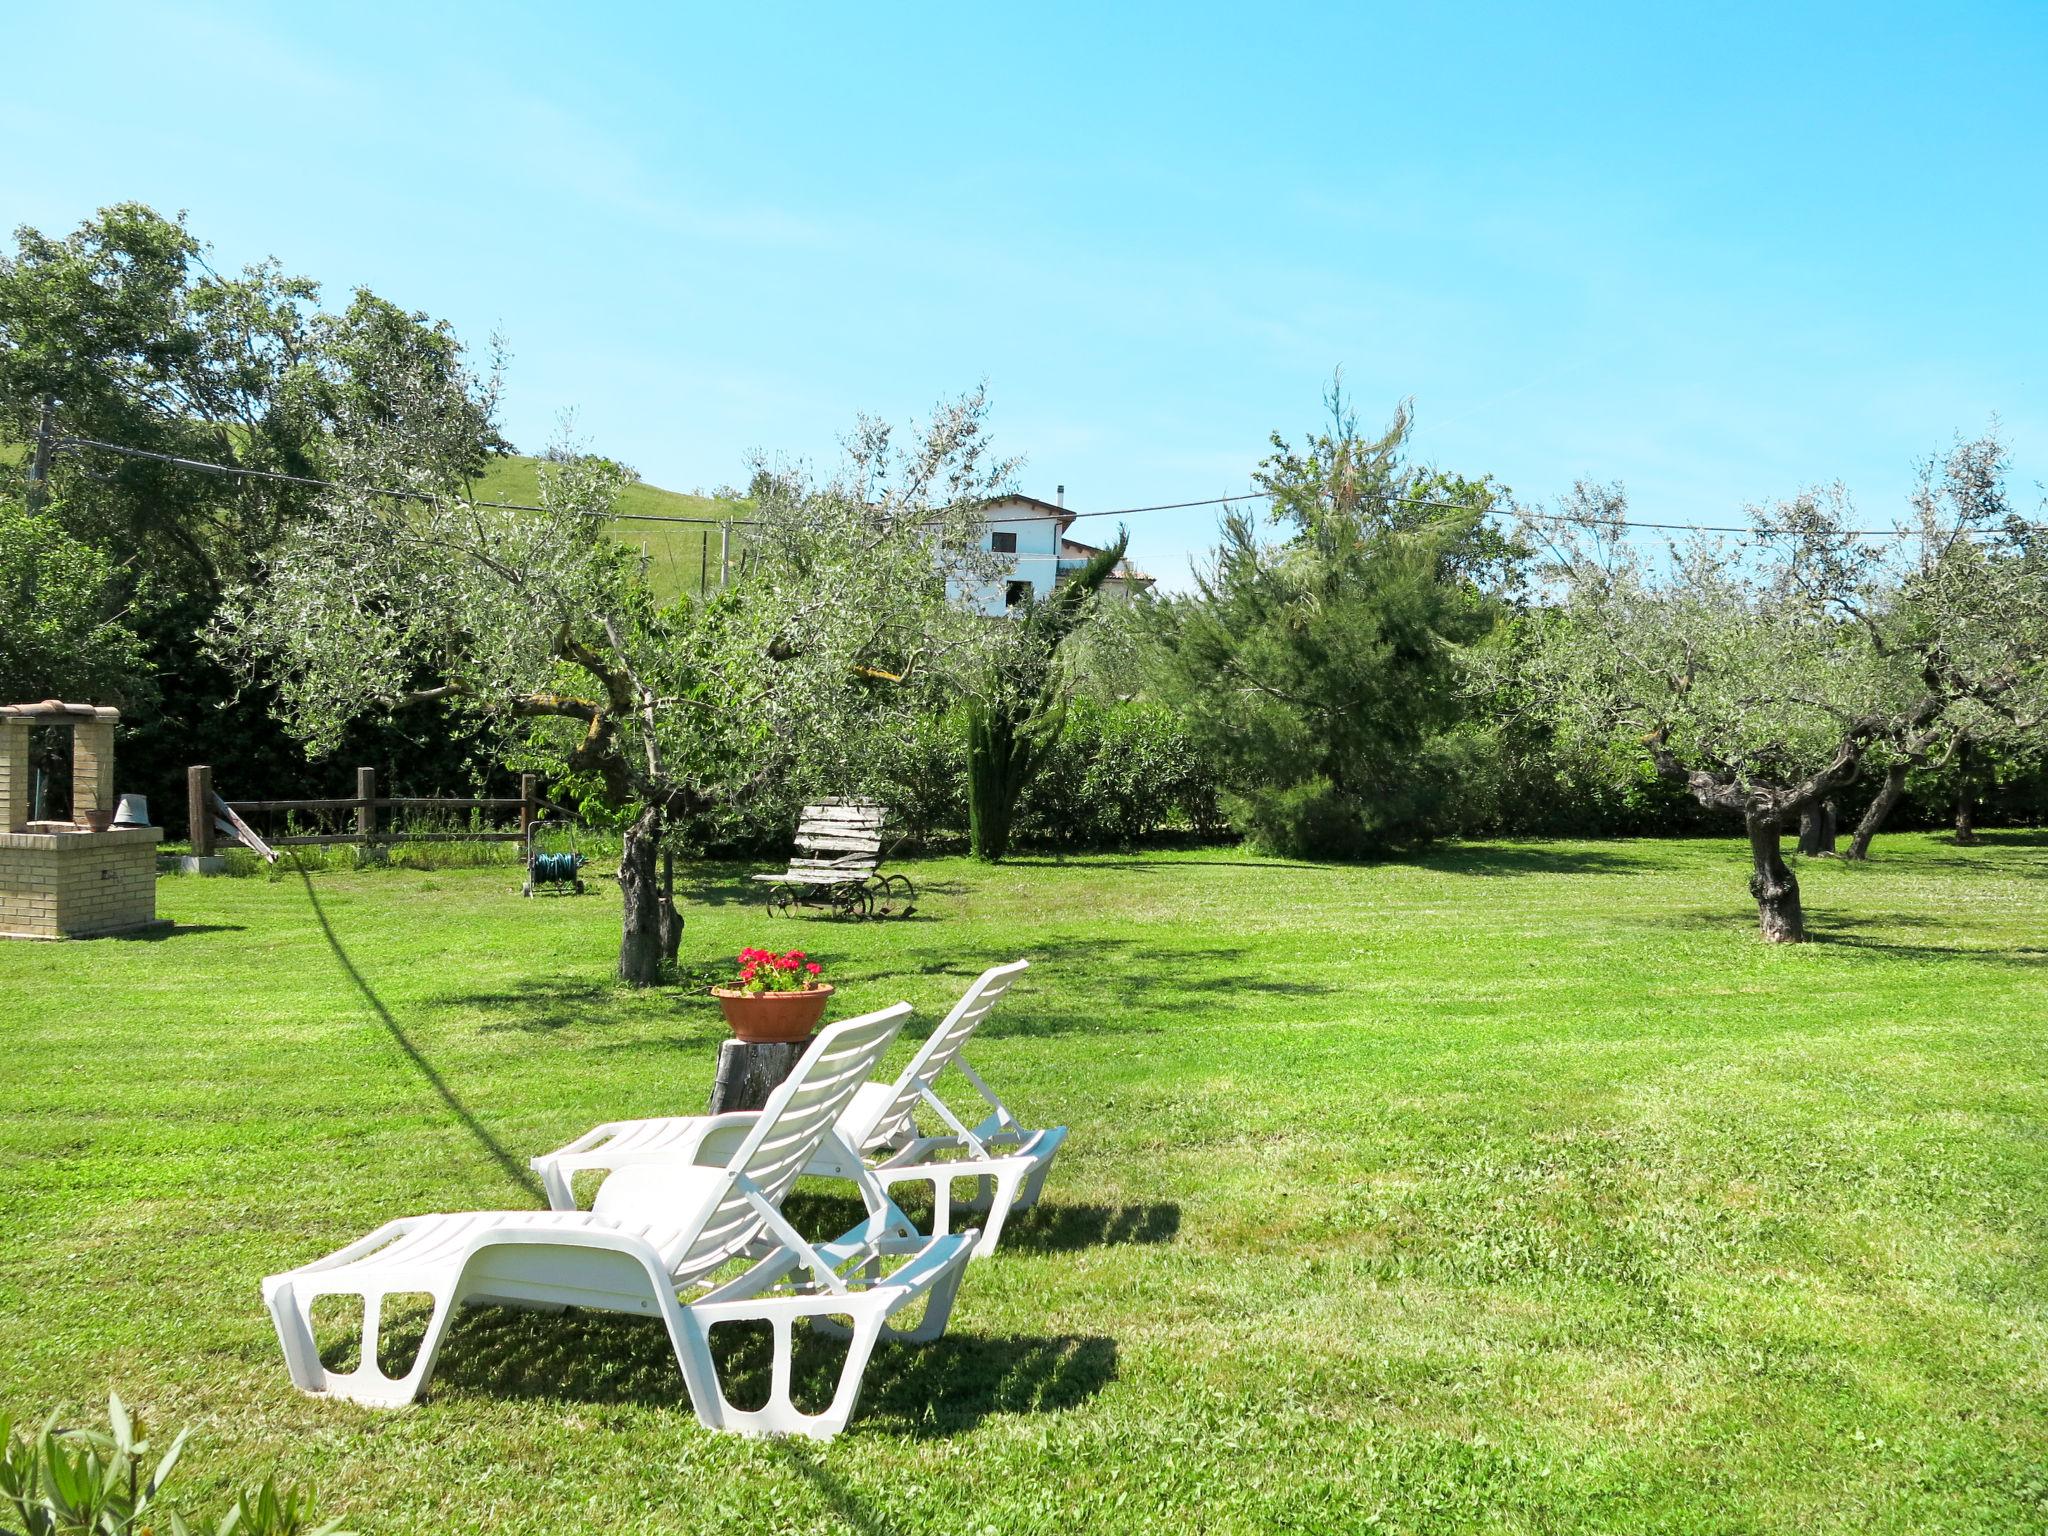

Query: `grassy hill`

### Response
(4, 441, 747, 597)
(473, 455, 752, 598)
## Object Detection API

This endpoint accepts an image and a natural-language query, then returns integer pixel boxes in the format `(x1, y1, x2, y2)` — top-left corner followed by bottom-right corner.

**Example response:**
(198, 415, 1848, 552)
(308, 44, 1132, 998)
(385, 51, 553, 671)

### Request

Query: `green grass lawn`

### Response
(3, 836, 2044, 1533)
(471, 454, 751, 599)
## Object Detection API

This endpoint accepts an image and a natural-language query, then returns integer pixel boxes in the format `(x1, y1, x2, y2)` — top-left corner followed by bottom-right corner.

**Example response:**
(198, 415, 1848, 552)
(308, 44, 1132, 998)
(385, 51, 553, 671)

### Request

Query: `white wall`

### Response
(952, 501, 1068, 615)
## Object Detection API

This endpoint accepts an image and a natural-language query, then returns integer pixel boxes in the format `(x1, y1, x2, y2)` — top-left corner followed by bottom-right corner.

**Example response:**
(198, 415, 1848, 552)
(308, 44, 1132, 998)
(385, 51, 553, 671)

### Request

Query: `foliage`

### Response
(1014, 696, 1223, 846)
(1149, 387, 1509, 858)
(0, 203, 502, 592)
(0, 203, 516, 834)
(963, 533, 1129, 861)
(728, 946, 825, 993)
(857, 706, 968, 846)
(0, 496, 149, 706)
(1512, 432, 2048, 936)
(0, 1394, 342, 1535)
(212, 357, 1013, 982)
(6, 843, 2048, 1531)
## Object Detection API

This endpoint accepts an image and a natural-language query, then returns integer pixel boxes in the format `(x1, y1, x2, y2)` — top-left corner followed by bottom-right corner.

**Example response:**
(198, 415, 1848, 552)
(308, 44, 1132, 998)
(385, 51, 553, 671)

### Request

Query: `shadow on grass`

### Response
(675, 862, 969, 914)
(421, 1305, 1115, 1436)
(998, 844, 1653, 878)
(884, 936, 1336, 1037)
(1000, 1201, 1181, 1253)
(1808, 912, 2048, 964)
(292, 860, 543, 1199)
(456, 979, 613, 1033)
(780, 1189, 1181, 1256)
(106, 922, 246, 939)
(1965, 827, 2048, 848)
(1399, 843, 1655, 878)
(451, 965, 725, 1035)
(1640, 904, 2048, 965)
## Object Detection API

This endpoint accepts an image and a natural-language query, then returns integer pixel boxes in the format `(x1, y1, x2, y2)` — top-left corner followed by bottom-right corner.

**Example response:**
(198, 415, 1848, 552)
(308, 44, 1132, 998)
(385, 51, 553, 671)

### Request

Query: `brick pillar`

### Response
(0, 719, 29, 832)
(72, 711, 118, 830)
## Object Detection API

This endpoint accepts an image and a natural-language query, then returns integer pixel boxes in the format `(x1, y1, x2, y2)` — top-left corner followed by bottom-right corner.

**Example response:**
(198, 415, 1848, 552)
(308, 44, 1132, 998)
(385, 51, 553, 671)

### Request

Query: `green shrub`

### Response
(0, 1393, 344, 1535)
(1016, 697, 1224, 848)
(857, 709, 968, 847)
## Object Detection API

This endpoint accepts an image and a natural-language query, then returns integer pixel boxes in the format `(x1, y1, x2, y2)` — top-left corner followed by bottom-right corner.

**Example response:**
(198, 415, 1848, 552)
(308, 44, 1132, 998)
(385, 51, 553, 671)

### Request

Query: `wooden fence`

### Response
(186, 765, 540, 856)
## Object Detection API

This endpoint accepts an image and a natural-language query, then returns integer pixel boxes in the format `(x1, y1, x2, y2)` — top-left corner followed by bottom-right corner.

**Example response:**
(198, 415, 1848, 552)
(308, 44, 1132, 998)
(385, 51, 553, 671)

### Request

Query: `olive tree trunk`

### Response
(618, 804, 681, 987)
(1844, 762, 1908, 861)
(1796, 799, 1837, 857)
(1952, 739, 1980, 844)
(1747, 812, 1804, 942)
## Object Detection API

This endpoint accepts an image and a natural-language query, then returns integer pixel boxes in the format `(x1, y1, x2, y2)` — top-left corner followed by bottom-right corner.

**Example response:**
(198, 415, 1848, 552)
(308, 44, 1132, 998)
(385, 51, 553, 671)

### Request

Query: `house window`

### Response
(1004, 580, 1031, 609)
(990, 530, 1018, 554)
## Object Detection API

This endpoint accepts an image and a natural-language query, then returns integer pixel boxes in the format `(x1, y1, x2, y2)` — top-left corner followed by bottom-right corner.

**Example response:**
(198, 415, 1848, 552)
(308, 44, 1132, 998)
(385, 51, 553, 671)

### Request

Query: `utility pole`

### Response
(24, 396, 58, 514)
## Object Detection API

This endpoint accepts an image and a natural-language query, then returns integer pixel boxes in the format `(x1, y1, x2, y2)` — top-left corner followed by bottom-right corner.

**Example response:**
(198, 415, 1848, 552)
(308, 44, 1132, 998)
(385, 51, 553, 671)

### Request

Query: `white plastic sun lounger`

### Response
(533, 960, 1066, 1260)
(262, 1004, 975, 1439)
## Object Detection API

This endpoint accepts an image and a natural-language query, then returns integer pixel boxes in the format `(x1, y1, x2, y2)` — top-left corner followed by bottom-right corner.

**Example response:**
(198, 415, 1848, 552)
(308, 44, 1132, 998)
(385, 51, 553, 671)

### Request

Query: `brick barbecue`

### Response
(0, 702, 163, 939)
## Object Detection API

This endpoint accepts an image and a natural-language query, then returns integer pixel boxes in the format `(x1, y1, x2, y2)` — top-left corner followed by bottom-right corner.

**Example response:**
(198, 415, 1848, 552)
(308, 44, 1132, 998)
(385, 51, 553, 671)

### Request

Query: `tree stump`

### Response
(707, 1036, 817, 1114)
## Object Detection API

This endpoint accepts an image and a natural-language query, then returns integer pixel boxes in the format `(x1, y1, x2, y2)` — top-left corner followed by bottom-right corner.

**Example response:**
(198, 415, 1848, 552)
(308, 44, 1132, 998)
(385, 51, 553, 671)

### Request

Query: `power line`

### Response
(1066, 485, 1902, 539)
(48, 433, 1910, 541)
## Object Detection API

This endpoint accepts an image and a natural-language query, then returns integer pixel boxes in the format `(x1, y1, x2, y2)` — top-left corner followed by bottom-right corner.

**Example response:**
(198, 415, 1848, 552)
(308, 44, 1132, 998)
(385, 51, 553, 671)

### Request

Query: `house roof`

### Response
(1059, 535, 1155, 589)
(983, 493, 1076, 528)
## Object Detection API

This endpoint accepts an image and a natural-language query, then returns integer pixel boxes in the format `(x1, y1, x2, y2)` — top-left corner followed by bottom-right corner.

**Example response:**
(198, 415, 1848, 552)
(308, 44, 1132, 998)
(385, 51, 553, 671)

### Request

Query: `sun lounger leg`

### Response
(536, 1159, 577, 1211)
(264, 1278, 328, 1394)
(264, 1276, 463, 1407)
(876, 1157, 1032, 1260)
(677, 1296, 889, 1440)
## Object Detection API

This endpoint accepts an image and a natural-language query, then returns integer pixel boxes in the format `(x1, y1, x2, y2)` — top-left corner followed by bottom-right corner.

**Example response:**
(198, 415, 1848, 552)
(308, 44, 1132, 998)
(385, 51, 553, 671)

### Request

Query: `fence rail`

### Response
(221, 797, 527, 813)
(187, 764, 539, 858)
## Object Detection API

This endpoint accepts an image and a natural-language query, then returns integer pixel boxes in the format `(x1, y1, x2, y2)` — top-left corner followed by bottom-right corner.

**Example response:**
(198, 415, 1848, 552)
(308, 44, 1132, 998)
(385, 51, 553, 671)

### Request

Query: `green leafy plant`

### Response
(0, 1394, 344, 1536)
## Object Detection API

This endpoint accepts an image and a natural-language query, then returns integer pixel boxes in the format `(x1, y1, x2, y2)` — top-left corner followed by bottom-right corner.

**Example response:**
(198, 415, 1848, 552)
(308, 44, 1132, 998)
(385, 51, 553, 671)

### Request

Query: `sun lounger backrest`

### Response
(789, 800, 886, 872)
(865, 961, 1029, 1148)
(669, 1003, 912, 1274)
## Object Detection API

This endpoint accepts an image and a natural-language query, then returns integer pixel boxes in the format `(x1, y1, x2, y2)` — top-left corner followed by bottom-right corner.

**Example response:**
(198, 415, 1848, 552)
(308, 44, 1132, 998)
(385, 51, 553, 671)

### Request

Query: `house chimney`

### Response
(1056, 484, 1065, 508)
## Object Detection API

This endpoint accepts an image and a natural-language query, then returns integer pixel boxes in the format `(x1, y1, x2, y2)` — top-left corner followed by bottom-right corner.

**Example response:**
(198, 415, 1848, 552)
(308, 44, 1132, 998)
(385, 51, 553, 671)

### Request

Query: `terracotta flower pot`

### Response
(712, 984, 834, 1043)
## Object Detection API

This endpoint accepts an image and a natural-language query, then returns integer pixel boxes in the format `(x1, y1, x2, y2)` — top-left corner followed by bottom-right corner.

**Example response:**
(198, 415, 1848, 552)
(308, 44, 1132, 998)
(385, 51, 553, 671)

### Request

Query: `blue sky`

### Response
(7, 2, 2045, 588)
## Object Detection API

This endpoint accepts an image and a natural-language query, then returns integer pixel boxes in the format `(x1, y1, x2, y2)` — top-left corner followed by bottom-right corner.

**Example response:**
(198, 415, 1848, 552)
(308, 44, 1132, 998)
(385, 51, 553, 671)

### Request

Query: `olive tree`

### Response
(214, 363, 1010, 984)
(1835, 436, 2048, 858)
(1518, 432, 2048, 940)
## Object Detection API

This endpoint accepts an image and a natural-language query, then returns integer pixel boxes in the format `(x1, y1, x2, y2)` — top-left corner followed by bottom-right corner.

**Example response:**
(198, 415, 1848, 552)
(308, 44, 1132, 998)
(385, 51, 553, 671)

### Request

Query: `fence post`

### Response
(356, 766, 376, 843)
(520, 773, 537, 847)
(188, 765, 213, 856)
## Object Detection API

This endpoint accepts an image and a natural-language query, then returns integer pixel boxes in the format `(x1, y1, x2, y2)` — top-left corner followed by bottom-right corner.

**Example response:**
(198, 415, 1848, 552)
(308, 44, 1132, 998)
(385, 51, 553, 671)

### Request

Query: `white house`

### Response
(955, 488, 1155, 616)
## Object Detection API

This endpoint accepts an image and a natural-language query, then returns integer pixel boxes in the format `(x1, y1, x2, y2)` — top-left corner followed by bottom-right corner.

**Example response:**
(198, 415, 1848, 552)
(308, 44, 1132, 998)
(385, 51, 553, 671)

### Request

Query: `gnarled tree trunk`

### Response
(1952, 739, 1980, 844)
(1747, 812, 1804, 942)
(1844, 762, 1908, 860)
(618, 804, 680, 986)
(658, 847, 683, 964)
(1796, 799, 1837, 857)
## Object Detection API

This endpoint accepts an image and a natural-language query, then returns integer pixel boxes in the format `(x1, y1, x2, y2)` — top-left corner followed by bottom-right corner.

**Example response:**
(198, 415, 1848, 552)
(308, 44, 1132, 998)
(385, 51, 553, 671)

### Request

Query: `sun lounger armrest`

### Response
(674, 1113, 759, 1167)
(545, 1120, 634, 1158)
(270, 1217, 417, 1279)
